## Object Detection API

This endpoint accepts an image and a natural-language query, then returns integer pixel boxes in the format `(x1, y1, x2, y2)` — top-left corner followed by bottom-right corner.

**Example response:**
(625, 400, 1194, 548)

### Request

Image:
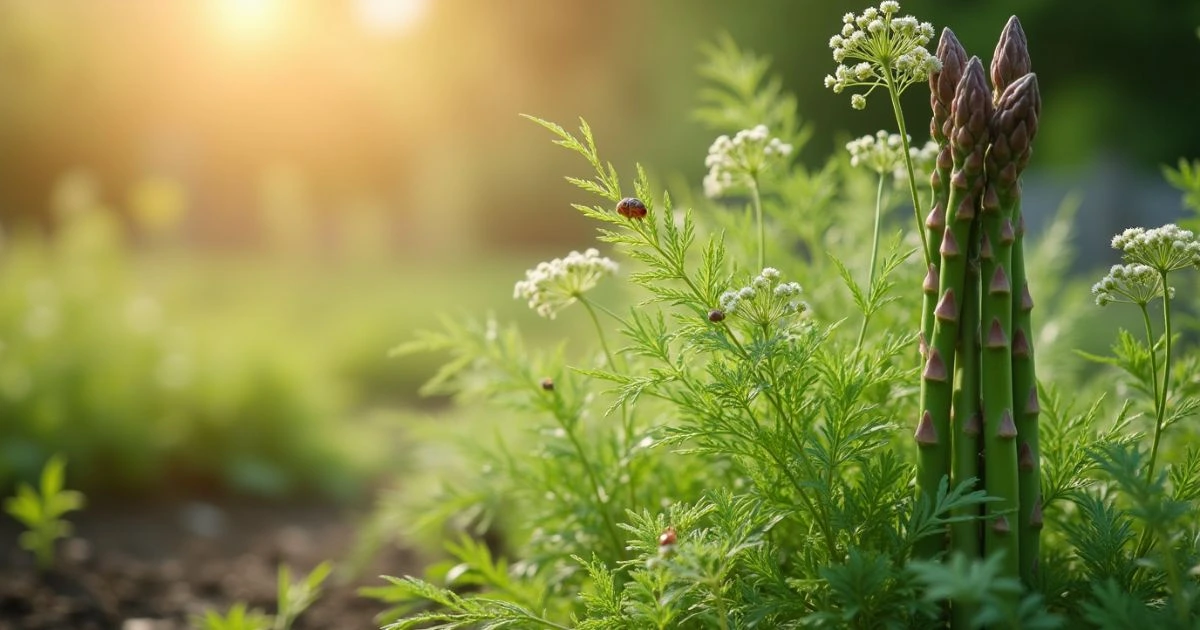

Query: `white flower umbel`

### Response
(847, 130, 935, 185)
(1095, 223, 1200, 485)
(703, 124, 793, 199)
(1091, 263, 1167, 307)
(847, 130, 906, 174)
(718, 267, 809, 327)
(825, 3, 940, 268)
(824, 2, 939, 110)
(1111, 224, 1200, 273)
(845, 130, 936, 353)
(704, 124, 792, 271)
(514, 248, 619, 319)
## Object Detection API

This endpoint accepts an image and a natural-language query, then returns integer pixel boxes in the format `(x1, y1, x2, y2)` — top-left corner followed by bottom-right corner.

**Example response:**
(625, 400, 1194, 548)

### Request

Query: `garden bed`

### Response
(0, 499, 412, 630)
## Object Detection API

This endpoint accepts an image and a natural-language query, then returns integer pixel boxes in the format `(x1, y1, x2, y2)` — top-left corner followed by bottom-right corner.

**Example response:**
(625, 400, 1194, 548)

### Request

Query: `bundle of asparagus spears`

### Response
(914, 16, 1043, 590)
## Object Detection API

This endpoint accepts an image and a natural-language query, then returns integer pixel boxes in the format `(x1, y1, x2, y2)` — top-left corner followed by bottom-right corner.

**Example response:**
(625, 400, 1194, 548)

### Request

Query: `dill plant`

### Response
(375, 21, 985, 630)
(370, 4, 1200, 628)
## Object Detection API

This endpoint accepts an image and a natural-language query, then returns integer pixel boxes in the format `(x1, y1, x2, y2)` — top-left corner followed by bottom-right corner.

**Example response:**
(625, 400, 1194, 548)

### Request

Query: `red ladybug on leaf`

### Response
(616, 197, 647, 220)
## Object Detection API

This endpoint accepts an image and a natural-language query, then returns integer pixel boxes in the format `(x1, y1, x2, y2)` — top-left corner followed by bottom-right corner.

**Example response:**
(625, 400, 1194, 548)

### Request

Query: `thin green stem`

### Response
(559, 411, 625, 561)
(580, 297, 618, 372)
(590, 300, 628, 325)
(1146, 272, 1173, 484)
(521, 615, 573, 630)
(1137, 302, 1162, 419)
(883, 69, 931, 269)
(750, 174, 766, 271)
(574, 296, 626, 555)
(535, 366, 626, 562)
(579, 296, 639, 512)
(853, 173, 887, 357)
(1130, 290, 1174, 596)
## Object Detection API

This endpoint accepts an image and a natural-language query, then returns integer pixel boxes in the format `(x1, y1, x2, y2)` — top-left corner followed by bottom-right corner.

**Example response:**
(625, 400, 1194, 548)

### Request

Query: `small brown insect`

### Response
(708, 309, 726, 323)
(540, 378, 554, 391)
(658, 526, 677, 547)
(616, 197, 647, 220)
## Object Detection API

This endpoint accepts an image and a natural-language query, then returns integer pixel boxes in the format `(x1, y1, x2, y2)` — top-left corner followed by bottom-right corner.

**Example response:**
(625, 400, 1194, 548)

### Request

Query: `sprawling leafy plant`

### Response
(369, 3, 1200, 628)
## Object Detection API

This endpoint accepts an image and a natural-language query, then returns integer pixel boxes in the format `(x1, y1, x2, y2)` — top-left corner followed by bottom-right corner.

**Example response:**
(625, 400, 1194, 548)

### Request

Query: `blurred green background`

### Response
(0, 0, 1196, 500)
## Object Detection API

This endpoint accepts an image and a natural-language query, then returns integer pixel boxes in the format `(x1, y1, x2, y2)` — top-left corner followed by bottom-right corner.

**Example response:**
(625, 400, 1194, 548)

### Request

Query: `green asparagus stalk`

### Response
(990, 17, 1042, 584)
(982, 71, 1040, 586)
(950, 224, 983, 629)
(1012, 209, 1043, 586)
(921, 29, 968, 362)
(927, 27, 976, 579)
(915, 56, 991, 559)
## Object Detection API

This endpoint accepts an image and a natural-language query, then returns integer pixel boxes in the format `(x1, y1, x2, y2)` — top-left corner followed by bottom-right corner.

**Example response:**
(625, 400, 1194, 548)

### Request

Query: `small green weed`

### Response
(192, 561, 331, 630)
(3, 454, 84, 571)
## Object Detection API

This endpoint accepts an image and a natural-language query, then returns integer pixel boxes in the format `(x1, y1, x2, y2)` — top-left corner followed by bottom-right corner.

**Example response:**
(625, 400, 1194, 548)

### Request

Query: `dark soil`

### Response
(0, 499, 417, 630)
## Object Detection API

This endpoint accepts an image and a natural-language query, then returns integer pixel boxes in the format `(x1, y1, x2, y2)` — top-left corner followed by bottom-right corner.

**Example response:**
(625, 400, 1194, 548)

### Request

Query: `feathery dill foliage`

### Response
(370, 4, 1200, 629)
(371, 32, 988, 629)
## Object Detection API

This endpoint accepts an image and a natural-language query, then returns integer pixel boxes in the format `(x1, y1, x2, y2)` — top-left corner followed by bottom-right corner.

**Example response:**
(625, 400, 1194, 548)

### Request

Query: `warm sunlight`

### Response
(355, 0, 428, 37)
(213, 0, 282, 41)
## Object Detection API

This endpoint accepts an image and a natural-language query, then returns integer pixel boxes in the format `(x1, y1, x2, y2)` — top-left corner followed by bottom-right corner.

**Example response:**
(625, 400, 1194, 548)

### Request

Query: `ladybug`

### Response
(658, 526, 677, 547)
(708, 309, 726, 323)
(540, 378, 554, 391)
(616, 197, 647, 220)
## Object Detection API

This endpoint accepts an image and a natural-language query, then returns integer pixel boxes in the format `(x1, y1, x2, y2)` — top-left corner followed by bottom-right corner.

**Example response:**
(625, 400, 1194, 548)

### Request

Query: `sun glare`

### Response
(356, 0, 429, 37)
(214, 0, 281, 41)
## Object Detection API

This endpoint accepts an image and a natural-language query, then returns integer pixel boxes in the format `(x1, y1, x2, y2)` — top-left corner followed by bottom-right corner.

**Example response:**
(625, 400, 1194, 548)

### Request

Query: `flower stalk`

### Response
(825, 1, 940, 268)
(1098, 224, 1200, 484)
(1146, 276, 1173, 482)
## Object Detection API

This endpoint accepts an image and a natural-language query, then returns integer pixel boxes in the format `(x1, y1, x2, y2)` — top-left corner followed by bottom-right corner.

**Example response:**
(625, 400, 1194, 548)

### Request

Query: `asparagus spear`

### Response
(1013, 210, 1043, 586)
(950, 221, 983, 628)
(982, 70, 1040, 585)
(921, 29, 968, 362)
(990, 17, 1042, 584)
(915, 57, 991, 559)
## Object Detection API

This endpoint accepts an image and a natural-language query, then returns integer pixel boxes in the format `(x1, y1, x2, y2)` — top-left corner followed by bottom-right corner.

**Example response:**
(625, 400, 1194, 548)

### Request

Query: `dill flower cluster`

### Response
(513, 248, 619, 319)
(1110, 224, 1200, 273)
(1094, 224, 1200, 306)
(703, 124, 793, 198)
(846, 130, 938, 183)
(1092, 264, 1169, 307)
(717, 267, 808, 326)
(824, 1, 939, 110)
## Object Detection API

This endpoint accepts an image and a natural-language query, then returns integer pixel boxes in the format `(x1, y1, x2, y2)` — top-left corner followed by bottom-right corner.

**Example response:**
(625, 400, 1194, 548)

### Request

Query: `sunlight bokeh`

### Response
(213, 0, 283, 42)
(355, 0, 428, 36)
